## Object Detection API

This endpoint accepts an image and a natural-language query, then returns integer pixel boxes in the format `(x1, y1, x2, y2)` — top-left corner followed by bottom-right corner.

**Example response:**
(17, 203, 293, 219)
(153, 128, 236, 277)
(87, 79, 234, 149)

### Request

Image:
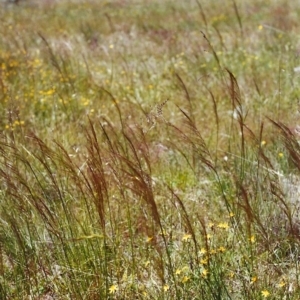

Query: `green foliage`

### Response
(1, 0, 300, 298)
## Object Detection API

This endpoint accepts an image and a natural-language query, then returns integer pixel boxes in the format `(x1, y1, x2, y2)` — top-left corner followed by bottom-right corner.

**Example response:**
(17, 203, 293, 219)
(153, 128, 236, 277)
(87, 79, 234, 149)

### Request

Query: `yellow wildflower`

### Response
(182, 276, 190, 283)
(146, 236, 153, 243)
(163, 284, 169, 292)
(261, 290, 270, 298)
(251, 276, 257, 284)
(109, 284, 118, 294)
(200, 257, 208, 265)
(199, 247, 207, 255)
(202, 269, 208, 278)
(218, 246, 226, 253)
(217, 222, 229, 230)
(210, 249, 217, 255)
(261, 140, 266, 146)
(182, 233, 192, 241)
(175, 269, 182, 275)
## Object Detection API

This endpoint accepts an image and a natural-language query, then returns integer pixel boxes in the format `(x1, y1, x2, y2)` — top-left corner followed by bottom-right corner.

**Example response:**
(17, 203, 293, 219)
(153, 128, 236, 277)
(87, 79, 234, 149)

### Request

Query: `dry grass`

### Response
(1, 0, 300, 299)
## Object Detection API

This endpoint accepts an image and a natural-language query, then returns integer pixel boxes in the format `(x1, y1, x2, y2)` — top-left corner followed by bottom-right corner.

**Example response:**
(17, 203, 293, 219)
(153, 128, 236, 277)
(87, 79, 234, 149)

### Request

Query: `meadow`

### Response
(1, 0, 300, 298)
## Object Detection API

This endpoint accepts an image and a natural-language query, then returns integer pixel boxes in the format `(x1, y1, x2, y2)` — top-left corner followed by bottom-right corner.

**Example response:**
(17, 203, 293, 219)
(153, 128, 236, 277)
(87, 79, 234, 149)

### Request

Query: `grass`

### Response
(1, 0, 300, 298)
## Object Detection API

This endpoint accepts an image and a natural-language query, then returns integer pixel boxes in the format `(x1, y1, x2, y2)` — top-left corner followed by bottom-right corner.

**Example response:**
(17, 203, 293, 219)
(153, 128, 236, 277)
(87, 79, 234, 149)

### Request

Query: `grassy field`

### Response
(1, 0, 300, 298)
